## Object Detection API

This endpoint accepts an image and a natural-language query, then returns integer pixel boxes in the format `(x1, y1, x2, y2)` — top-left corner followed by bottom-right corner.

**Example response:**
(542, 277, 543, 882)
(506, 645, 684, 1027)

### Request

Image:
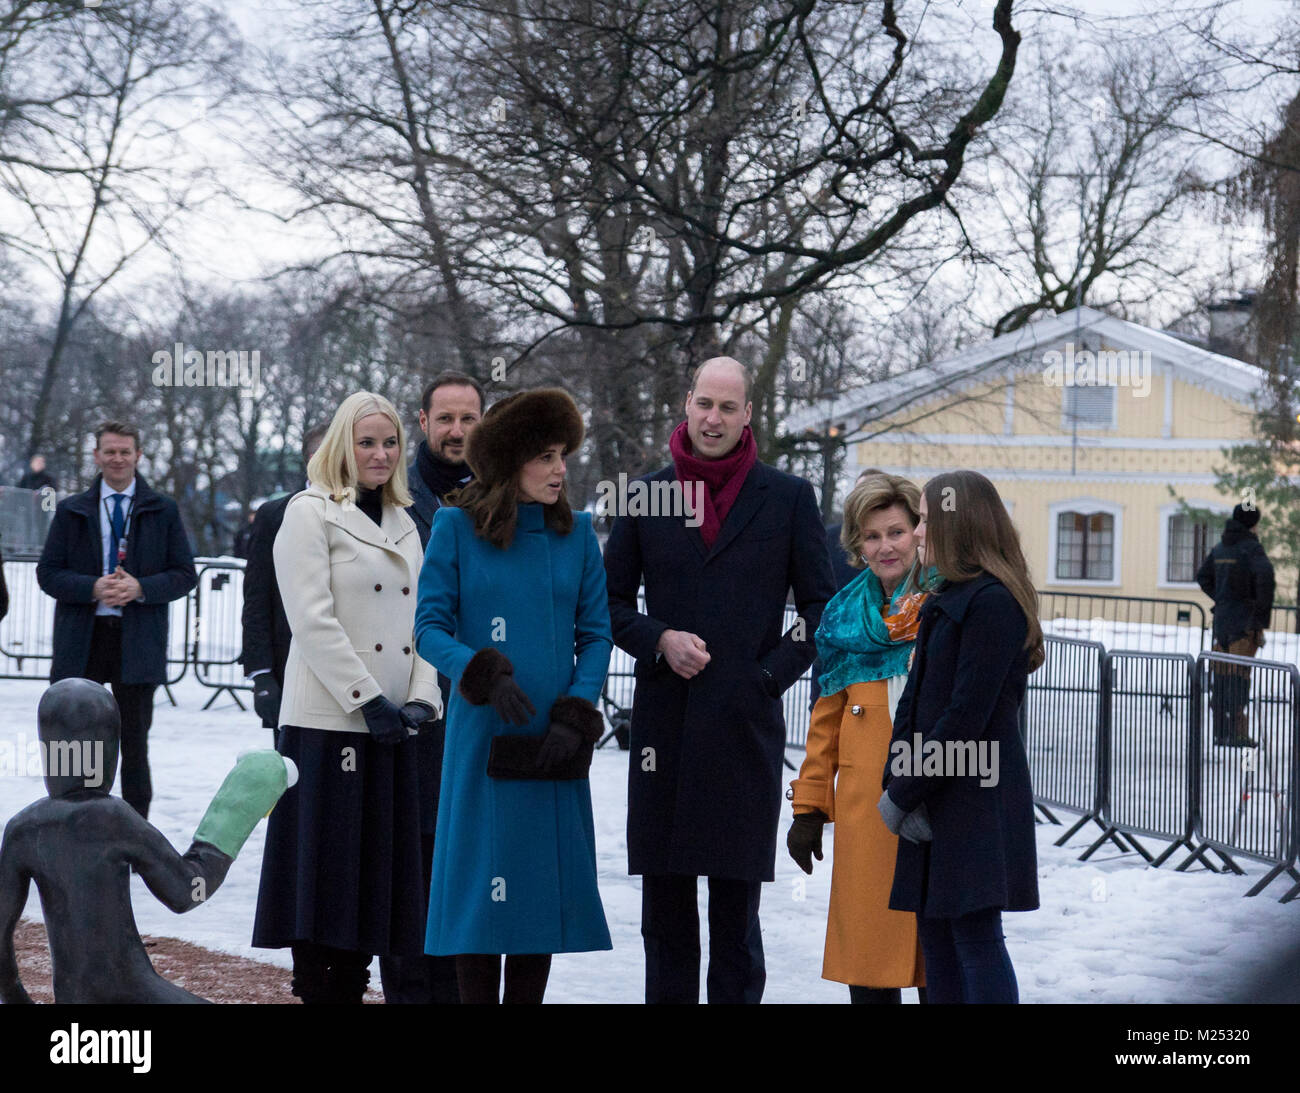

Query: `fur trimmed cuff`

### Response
(548, 695, 604, 745)
(459, 647, 514, 706)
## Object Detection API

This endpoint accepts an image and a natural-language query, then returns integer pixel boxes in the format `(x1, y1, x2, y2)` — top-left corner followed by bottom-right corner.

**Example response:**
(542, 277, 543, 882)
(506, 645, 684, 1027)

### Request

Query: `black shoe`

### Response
(1224, 735, 1259, 749)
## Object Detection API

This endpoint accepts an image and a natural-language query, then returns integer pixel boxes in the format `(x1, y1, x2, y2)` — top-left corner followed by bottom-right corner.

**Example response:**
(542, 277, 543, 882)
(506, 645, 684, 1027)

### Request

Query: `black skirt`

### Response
(251, 725, 426, 957)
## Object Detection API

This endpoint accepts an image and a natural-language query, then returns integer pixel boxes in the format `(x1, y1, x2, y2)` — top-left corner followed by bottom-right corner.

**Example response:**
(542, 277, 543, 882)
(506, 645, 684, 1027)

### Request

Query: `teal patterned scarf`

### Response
(815, 565, 934, 696)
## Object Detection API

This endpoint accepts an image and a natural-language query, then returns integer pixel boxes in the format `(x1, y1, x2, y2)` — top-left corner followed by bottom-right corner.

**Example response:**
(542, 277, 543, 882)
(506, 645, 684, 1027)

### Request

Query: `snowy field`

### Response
(1, 674, 1296, 1004)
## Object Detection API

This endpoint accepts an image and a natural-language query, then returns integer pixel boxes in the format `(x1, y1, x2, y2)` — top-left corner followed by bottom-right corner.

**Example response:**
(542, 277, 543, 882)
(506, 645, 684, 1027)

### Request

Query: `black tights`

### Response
(455, 954, 553, 1004)
(848, 985, 929, 1004)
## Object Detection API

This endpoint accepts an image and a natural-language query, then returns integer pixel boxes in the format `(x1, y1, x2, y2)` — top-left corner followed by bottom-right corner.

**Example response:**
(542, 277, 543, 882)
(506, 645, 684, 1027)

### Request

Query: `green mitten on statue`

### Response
(193, 750, 296, 858)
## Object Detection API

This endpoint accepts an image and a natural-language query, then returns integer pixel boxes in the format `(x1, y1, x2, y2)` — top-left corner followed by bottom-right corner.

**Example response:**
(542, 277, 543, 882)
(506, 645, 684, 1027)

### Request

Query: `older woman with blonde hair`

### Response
(252, 391, 443, 1004)
(787, 471, 933, 1004)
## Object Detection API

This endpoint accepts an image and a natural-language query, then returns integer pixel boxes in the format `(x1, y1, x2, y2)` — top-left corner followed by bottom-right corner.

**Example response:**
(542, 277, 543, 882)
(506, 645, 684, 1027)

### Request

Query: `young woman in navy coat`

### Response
(878, 469, 1043, 1004)
(414, 388, 612, 1004)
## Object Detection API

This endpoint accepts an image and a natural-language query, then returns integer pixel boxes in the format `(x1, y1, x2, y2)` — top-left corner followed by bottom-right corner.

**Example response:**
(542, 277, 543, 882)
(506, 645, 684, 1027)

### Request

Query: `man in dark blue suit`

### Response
(36, 421, 196, 819)
(239, 423, 329, 738)
(604, 356, 836, 1004)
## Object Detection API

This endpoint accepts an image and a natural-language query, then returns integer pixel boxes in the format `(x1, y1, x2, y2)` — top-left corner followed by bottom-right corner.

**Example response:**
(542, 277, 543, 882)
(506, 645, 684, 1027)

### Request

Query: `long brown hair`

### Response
(451, 475, 574, 551)
(922, 470, 1044, 673)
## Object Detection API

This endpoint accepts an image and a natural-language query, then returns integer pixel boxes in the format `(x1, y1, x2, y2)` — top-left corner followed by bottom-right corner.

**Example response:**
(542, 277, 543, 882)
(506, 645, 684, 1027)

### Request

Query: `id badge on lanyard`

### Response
(105, 496, 135, 571)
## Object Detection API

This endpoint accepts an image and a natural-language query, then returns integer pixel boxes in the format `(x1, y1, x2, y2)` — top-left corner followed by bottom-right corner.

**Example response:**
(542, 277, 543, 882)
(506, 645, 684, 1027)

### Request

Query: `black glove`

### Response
(787, 810, 827, 874)
(489, 674, 536, 726)
(399, 701, 436, 732)
(535, 720, 584, 774)
(360, 694, 411, 744)
(252, 674, 282, 727)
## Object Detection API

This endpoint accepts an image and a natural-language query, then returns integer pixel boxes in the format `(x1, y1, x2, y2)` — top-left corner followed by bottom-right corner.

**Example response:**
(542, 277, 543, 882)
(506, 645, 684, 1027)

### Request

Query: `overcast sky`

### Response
(9, 0, 1295, 328)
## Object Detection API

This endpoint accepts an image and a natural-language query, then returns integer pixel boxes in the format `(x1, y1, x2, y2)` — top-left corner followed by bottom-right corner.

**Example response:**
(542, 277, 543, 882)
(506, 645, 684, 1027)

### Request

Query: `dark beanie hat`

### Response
(1232, 503, 1260, 529)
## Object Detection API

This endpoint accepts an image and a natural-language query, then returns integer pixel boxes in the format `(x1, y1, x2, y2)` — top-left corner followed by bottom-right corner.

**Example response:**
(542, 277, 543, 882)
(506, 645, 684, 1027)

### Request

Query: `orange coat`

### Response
(790, 678, 924, 988)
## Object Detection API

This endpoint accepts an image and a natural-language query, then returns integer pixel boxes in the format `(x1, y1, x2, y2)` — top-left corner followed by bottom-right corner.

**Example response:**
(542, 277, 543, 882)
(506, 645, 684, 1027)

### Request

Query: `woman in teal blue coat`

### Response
(414, 388, 612, 1003)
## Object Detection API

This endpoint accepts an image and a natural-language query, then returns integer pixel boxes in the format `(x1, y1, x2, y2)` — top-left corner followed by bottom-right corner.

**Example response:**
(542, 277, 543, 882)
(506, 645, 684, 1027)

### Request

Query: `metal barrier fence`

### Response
(191, 561, 250, 710)
(1024, 637, 1300, 901)
(1264, 604, 1300, 670)
(0, 553, 189, 693)
(1039, 590, 1209, 654)
(1021, 635, 1108, 847)
(0, 486, 55, 554)
(1097, 651, 1199, 867)
(1195, 652, 1300, 900)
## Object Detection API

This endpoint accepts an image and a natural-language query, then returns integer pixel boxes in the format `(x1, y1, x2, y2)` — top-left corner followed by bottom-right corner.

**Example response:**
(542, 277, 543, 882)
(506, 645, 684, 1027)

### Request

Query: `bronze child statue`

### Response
(0, 678, 291, 1003)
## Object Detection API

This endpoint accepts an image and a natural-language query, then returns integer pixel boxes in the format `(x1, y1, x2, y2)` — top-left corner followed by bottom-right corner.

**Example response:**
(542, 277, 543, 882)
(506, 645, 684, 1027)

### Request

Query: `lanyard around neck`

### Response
(103, 493, 136, 550)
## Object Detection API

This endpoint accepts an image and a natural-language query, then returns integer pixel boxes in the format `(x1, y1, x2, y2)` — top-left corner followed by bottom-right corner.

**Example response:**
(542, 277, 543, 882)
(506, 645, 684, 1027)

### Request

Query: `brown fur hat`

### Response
(466, 387, 585, 487)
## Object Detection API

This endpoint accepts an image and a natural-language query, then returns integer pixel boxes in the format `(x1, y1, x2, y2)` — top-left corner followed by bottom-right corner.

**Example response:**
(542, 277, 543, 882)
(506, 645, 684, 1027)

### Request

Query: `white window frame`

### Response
(1046, 497, 1123, 588)
(1158, 500, 1227, 590)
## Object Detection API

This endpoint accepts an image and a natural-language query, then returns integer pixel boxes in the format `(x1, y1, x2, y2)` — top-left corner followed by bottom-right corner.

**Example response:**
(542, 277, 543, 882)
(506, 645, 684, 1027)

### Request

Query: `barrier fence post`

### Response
(1083, 650, 1203, 867)
(1188, 652, 1300, 901)
(1023, 635, 1114, 849)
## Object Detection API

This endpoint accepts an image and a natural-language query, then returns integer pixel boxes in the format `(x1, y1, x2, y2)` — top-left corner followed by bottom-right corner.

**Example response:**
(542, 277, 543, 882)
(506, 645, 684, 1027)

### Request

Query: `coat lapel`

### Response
(703, 467, 767, 564)
(644, 467, 709, 561)
(316, 486, 419, 574)
(66, 479, 103, 572)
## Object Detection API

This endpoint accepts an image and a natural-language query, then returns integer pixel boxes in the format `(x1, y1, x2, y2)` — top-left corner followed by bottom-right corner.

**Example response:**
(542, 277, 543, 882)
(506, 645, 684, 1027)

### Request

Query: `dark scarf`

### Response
(668, 421, 758, 548)
(417, 441, 472, 502)
(357, 484, 384, 527)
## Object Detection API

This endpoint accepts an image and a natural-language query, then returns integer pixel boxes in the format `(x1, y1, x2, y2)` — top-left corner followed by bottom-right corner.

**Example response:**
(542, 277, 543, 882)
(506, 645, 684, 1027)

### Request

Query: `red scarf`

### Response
(669, 421, 758, 548)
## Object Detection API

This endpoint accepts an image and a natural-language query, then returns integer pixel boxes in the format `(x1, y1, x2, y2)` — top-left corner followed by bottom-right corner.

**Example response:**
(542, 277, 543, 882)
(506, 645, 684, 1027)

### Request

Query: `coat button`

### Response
(374, 583, 382, 592)
(785, 787, 794, 800)
(375, 643, 382, 652)
(402, 587, 410, 595)
(352, 689, 361, 698)
(403, 646, 411, 655)
(850, 704, 863, 715)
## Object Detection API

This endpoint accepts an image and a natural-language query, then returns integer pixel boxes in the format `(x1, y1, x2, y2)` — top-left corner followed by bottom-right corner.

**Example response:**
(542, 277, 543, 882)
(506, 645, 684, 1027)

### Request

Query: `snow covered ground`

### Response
(2, 674, 1296, 1003)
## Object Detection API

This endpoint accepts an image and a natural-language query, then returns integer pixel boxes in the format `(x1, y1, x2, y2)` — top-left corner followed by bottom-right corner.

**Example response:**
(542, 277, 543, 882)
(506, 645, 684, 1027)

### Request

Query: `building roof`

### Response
(782, 307, 1267, 440)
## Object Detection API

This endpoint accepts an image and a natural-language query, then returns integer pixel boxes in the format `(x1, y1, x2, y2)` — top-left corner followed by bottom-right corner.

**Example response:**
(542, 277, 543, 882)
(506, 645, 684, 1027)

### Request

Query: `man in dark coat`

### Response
(36, 422, 196, 819)
(239, 423, 329, 737)
(1196, 502, 1275, 747)
(406, 372, 480, 543)
(379, 371, 482, 1005)
(604, 356, 836, 1004)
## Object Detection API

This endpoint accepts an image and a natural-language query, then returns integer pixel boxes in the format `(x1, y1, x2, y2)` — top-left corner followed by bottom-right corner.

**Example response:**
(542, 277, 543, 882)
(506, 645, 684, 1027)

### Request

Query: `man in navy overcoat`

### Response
(36, 422, 195, 819)
(240, 422, 329, 736)
(604, 356, 835, 1004)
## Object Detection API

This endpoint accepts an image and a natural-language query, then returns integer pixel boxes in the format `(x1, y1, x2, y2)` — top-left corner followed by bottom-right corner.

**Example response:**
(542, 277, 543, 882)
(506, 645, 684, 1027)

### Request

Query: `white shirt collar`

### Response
(99, 477, 137, 502)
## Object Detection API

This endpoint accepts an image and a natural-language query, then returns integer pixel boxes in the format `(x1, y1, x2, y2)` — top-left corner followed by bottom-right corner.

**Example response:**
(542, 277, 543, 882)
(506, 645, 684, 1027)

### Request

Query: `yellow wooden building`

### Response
(783, 307, 1291, 604)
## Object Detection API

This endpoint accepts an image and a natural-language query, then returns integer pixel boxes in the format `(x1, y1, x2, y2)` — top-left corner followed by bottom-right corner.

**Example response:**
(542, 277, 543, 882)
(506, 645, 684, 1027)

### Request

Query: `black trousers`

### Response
(83, 617, 155, 819)
(641, 874, 764, 1004)
(379, 832, 461, 1004)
